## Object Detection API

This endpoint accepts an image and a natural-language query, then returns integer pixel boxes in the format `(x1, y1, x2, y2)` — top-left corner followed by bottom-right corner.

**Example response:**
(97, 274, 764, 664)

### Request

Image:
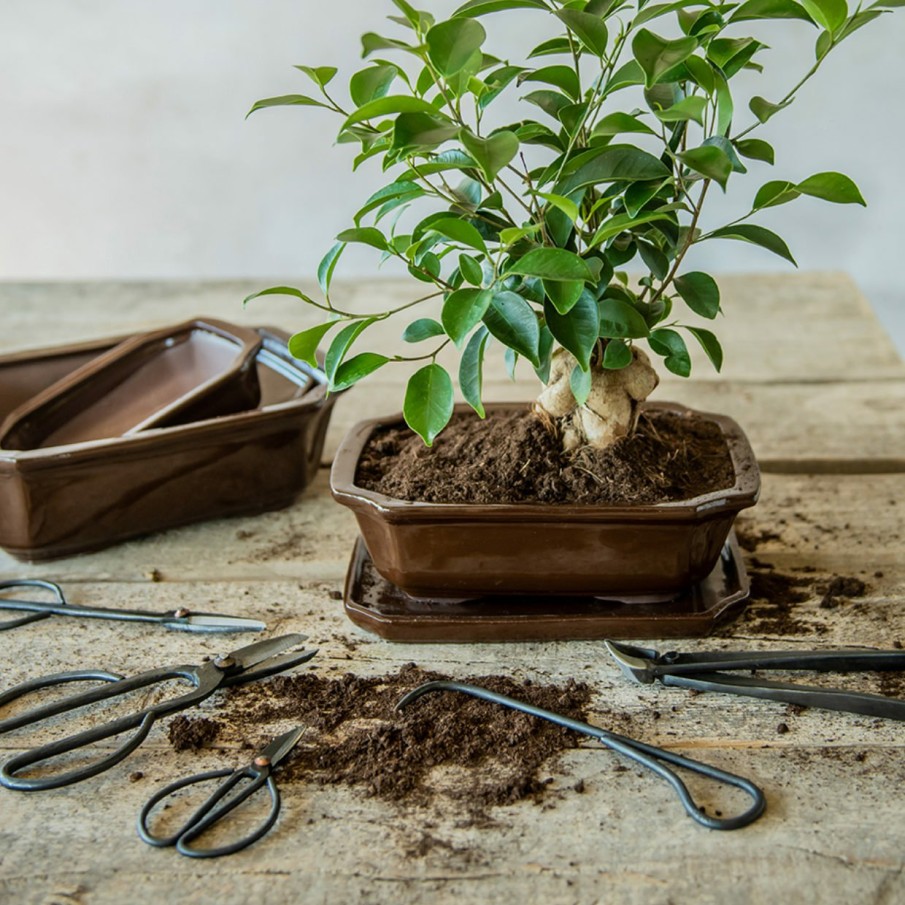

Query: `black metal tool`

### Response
(606, 641, 905, 721)
(0, 578, 266, 634)
(0, 633, 316, 791)
(137, 726, 305, 859)
(397, 680, 766, 831)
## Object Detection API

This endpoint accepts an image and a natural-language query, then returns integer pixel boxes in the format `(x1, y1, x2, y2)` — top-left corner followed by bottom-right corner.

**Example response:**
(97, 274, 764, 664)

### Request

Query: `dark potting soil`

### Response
(355, 408, 735, 505)
(171, 664, 594, 814)
(168, 715, 221, 751)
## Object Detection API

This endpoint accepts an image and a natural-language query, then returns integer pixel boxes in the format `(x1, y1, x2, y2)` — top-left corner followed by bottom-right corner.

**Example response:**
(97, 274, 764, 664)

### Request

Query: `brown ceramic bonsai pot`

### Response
(331, 401, 760, 600)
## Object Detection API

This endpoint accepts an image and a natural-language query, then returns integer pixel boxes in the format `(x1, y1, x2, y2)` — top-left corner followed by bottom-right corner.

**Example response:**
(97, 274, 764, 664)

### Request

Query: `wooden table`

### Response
(0, 274, 903, 905)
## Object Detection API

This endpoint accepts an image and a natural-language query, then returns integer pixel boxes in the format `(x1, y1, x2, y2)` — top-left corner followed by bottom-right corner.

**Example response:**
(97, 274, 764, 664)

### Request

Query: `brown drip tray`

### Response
(343, 533, 750, 642)
(0, 318, 262, 450)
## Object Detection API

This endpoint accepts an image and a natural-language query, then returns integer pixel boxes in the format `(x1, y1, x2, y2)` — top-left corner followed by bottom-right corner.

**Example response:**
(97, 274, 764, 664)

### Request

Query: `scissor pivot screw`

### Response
(173, 608, 191, 618)
(214, 655, 236, 669)
(254, 755, 272, 768)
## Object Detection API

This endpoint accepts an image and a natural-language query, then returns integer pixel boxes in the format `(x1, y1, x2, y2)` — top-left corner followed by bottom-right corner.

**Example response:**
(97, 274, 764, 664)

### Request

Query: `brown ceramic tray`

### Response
(0, 318, 262, 450)
(0, 325, 334, 561)
(343, 532, 749, 642)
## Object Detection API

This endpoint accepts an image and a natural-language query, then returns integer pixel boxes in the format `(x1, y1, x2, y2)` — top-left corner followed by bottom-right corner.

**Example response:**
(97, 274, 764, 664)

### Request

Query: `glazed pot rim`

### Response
(331, 400, 760, 521)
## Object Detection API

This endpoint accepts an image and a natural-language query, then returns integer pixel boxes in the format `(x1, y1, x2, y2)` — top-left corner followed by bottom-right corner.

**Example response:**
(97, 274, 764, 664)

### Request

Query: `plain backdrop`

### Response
(0, 0, 902, 352)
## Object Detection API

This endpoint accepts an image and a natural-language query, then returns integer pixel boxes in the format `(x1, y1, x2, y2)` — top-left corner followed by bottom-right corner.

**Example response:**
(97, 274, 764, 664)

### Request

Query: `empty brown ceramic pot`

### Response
(331, 402, 760, 599)
(0, 318, 262, 451)
(0, 327, 334, 561)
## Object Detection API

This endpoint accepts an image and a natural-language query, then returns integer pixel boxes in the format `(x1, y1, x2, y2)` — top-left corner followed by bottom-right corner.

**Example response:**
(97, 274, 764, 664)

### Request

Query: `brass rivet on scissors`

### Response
(214, 655, 236, 669)
(173, 608, 191, 619)
(253, 755, 272, 768)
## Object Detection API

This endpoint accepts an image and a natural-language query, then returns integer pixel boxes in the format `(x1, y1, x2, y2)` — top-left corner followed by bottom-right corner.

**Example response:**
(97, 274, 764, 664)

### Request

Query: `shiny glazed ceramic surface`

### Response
(331, 402, 760, 598)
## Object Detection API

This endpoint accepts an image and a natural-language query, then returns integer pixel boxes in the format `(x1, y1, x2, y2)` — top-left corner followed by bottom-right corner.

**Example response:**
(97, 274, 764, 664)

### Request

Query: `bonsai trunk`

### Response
(535, 347, 660, 451)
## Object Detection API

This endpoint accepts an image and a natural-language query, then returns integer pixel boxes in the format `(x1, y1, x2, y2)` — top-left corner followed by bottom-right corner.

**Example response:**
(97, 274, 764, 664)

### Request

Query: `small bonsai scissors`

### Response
(0, 578, 266, 634)
(398, 680, 766, 830)
(137, 726, 305, 859)
(606, 641, 905, 721)
(0, 633, 316, 791)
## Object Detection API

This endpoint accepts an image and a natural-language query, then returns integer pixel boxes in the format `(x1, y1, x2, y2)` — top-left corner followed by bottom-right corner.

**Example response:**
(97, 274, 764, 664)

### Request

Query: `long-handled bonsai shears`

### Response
(605, 641, 905, 721)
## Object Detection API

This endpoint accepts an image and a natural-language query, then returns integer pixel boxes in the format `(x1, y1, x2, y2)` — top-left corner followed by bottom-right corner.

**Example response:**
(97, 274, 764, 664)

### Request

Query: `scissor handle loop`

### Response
(138, 766, 280, 858)
(0, 579, 66, 631)
(0, 662, 223, 791)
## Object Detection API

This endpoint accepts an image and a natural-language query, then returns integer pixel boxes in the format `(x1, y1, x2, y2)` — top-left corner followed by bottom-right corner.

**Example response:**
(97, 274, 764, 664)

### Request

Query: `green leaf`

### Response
(556, 145, 670, 194)
(605, 60, 646, 93)
(483, 291, 541, 365)
(459, 253, 485, 285)
(528, 36, 574, 58)
(707, 38, 765, 77)
(674, 272, 721, 319)
(402, 318, 446, 342)
(325, 318, 377, 385)
(336, 227, 388, 250)
(624, 179, 669, 218)
(654, 95, 708, 126)
(702, 136, 747, 174)
(288, 322, 335, 367)
(317, 243, 346, 297)
(361, 32, 421, 58)
(442, 288, 494, 344)
(588, 209, 678, 247)
(734, 138, 775, 165)
(534, 326, 555, 383)
(459, 327, 490, 417)
(679, 145, 733, 189)
(555, 10, 609, 56)
(603, 339, 633, 369)
(683, 55, 715, 93)
(460, 129, 519, 180)
(685, 327, 723, 372)
(649, 328, 691, 377)
(544, 279, 585, 315)
(599, 298, 650, 339)
(544, 294, 599, 370)
(749, 95, 792, 124)
(591, 112, 657, 138)
(507, 248, 594, 282)
(800, 0, 848, 31)
(355, 181, 423, 225)
(243, 285, 319, 307)
(404, 363, 455, 446)
(427, 217, 489, 255)
(349, 64, 398, 107)
(342, 95, 443, 129)
(753, 180, 800, 209)
(536, 192, 580, 222)
(426, 18, 486, 75)
(730, 0, 814, 23)
(393, 112, 459, 151)
(632, 29, 698, 88)
(295, 65, 338, 89)
(332, 352, 390, 391)
(453, 0, 549, 16)
(709, 224, 797, 265)
(520, 65, 581, 100)
(797, 171, 866, 205)
(570, 364, 592, 406)
(247, 94, 330, 117)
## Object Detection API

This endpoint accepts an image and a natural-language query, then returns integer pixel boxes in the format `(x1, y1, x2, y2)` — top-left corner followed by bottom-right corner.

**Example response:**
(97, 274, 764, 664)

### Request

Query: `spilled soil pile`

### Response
(171, 665, 594, 814)
(356, 408, 735, 506)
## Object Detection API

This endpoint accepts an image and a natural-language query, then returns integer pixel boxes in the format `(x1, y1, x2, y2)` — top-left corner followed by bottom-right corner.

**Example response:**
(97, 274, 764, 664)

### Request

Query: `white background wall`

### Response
(1, 0, 902, 352)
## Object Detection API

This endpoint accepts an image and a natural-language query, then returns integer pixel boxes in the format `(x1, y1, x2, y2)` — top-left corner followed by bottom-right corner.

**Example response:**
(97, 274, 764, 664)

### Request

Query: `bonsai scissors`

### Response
(0, 578, 266, 634)
(606, 641, 905, 721)
(397, 680, 766, 831)
(137, 726, 305, 859)
(0, 633, 316, 791)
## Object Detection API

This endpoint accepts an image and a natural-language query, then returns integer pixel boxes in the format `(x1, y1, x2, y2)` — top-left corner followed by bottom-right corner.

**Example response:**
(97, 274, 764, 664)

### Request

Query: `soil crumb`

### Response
(167, 715, 222, 751)
(356, 408, 735, 505)
(818, 576, 868, 609)
(215, 664, 594, 814)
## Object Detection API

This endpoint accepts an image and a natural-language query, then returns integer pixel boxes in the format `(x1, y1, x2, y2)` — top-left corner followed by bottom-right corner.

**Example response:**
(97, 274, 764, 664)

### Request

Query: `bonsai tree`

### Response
(248, 0, 895, 448)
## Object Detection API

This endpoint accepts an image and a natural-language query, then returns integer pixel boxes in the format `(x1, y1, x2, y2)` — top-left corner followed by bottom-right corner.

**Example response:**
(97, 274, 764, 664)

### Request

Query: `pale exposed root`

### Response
(534, 347, 660, 451)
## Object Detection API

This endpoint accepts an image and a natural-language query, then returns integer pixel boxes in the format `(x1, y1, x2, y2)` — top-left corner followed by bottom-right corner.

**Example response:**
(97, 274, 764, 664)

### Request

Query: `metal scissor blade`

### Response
(224, 633, 309, 672)
(165, 613, 267, 634)
(256, 726, 306, 767)
(222, 648, 318, 687)
(604, 640, 660, 684)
